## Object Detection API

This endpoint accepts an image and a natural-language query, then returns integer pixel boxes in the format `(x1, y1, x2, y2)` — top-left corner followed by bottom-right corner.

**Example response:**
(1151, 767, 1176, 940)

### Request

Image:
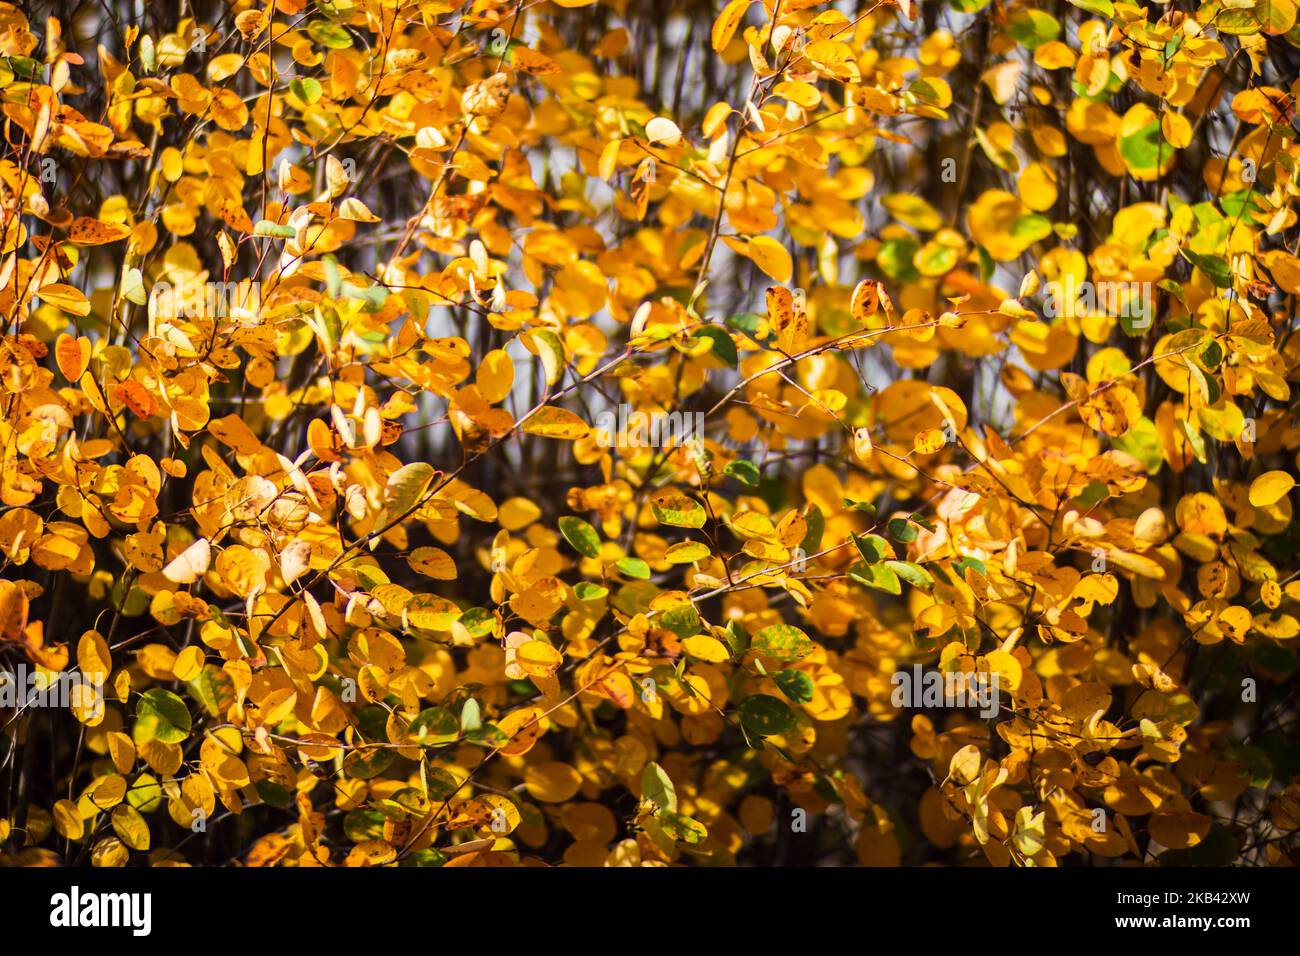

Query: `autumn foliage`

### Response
(1, 0, 1300, 868)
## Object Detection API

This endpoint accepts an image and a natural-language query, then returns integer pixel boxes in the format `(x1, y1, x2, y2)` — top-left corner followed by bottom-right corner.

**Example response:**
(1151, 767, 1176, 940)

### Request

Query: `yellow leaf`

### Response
(852, 427, 874, 459)
(39, 282, 90, 316)
(598, 138, 621, 181)
(476, 349, 514, 404)
(338, 197, 380, 222)
(949, 744, 981, 785)
(77, 629, 112, 679)
(516, 639, 563, 678)
(68, 216, 131, 245)
(173, 645, 204, 681)
(163, 538, 211, 585)
(764, 285, 808, 352)
(912, 428, 946, 455)
(645, 116, 682, 147)
(983, 649, 1021, 691)
(522, 406, 590, 439)
(711, 0, 751, 52)
(498, 706, 545, 757)
(53, 799, 85, 840)
(724, 235, 793, 284)
(1161, 111, 1192, 149)
(1017, 162, 1057, 212)
(408, 546, 457, 580)
(1148, 811, 1211, 850)
(1217, 605, 1253, 643)
(682, 634, 730, 662)
(524, 761, 582, 802)
(210, 87, 249, 131)
(1248, 471, 1294, 508)
(850, 279, 881, 324)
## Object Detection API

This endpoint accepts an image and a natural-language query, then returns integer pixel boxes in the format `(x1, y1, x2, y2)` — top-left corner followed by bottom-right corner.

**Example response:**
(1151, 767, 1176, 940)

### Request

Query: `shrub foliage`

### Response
(1, 0, 1300, 867)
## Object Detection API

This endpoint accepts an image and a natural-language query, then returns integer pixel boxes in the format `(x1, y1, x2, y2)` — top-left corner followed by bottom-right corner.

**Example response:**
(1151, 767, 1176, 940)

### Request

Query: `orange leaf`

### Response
(113, 381, 158, 419)
(54, 333, 91, 380)
(39, 283, 90, 316)
(68, 216, 131, 246)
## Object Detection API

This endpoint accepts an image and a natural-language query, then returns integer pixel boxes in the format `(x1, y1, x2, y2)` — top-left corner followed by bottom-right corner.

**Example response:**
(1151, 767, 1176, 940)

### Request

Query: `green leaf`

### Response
(459, 698, 482, 734)
(423, 766, 461, 801)
(843, 497, 877, 519)
(6, 56, 42, 81)
(343, 747, 394, 780)
(885, 560, 934, 589)
(1196, 339, 1224, 371)
(651, 494, 707, 529)
(773, 669, 814, 704)
(800, 505, 825, 553)
(1158, 277, 1185, 306)
(1180, 419, 1208, 463)
(850, 561, 902, 594)
(458, 606, 495, 637)
(726, 312, 764, 336)
(1158, 824, 1237, 867)
(306, 20, 353, 49)
(660, 603, 702, 637)
(1066, 0, 1114, 18)
(465, 722, 507, 747)
(853, 532, 893, 563)
(660, 811, 708, 844)
(254, 780, 294, 809)
(121, 267, 146, 305)
(724, 459, 760, 487)
(1225, 743, 1273, 788)
(691, 325, 738, 368)
(385, 462, 437, 517)
(341, 281, 389, 309)
(1184, 358, 1219, 406)
(724, 620, 750, 658)
(355, 704, 390, 742)
(1007, 8, 1060, 49)
(1010, 213, 1052, 246)
(344, 809, 386, 843)
(1182, 250, 1232, 288)
(752, 623, 813, 661)
(739, 694, 796, 736)
(665, 541, 711, 564)
(185, 667, 225, 717)
(1111, 417, 1164, 475)
(559, 516, 601, 558)
(574, 582, 609, 601)
(877, 237, 921, 282)
(408, 707, 459, 744)
(616, 556, 651, 579)
(134, 689, 192, 744)
(290, 76, 323, 104)
(1119, 120, 1166, 174)
(641, 761, 677, 813)
(399, 848, 449, 867)
(323, 255, 342, 298)
(887, 517, 918, 543)
(254, 220, 297, 238)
